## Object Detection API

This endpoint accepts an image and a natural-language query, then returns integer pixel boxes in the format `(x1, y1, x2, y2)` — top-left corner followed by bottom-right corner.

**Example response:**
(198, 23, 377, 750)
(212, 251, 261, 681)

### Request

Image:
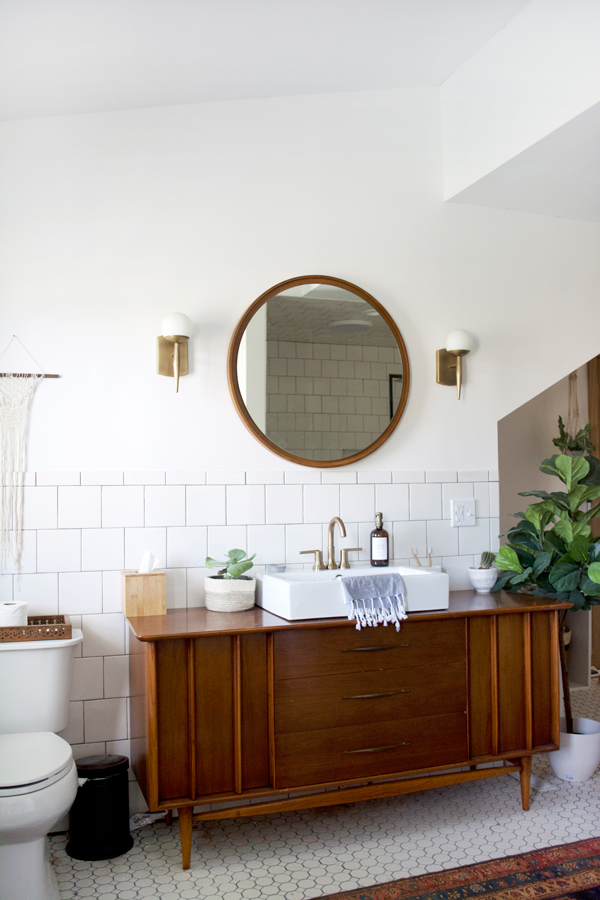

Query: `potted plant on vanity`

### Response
(468, 552, 499, 593)
(205, 549, 256, 612)
(492, 421, 600, 781)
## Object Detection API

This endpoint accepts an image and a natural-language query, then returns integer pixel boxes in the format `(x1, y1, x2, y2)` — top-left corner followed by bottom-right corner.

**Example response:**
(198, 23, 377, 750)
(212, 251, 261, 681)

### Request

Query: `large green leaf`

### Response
(578, 503, 600, 525)
(553, 518, 591, 545)
(555, 455, 590, 490)
(228, 559, 255, 577)
(490, 570, 514, 592)
(589, 542, 600, 562)
(583, 456, 600, 486)
(567, 535, 590, 563)
(540, 456, 560, 477)
(543, 531, 567, 556)
(205, 556, 227, 569)
(532, 552, 552, 576)
(580, 574, 600, 596)
(568, 589, 586, 610)
(227, 548, 247, 562)
(509, 567, 533, 585)
(494, 546, 523, 573)
(588, 562, 600, 584)
(508, 534, 541, 554)
(567, 485, 600, 512)
(549, 562, 582, 592)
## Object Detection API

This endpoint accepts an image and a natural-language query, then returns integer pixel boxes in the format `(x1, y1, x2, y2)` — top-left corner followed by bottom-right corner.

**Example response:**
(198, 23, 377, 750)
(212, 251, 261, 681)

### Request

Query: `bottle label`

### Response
(371, 537, 388, 560)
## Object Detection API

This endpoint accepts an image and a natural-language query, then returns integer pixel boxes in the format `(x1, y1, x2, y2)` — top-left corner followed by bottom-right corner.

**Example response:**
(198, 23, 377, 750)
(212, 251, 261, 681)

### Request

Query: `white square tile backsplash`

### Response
(145, 485, 186, 527)
(14, 573, 58, 615)
(82, 528, 124, 571)
(23, 486, 57, 530)
(58, 486, 102, 529)
(186, 484, 226, 526)
(9, 467, 497, 811)
(37, 529, 80, 572)
(59, 571, 102, 615)
(102, 486, 144, 528)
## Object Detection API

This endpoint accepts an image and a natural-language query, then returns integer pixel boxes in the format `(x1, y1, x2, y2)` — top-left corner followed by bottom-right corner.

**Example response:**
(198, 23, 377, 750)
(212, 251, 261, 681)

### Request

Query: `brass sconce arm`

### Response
(436, 330, 475, 400)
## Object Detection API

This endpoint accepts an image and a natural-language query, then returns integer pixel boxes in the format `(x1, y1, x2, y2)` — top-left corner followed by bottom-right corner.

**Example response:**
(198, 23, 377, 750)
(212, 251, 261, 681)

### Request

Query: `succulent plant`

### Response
(206, 549, 256, 579)
(479, 551, 496, 569)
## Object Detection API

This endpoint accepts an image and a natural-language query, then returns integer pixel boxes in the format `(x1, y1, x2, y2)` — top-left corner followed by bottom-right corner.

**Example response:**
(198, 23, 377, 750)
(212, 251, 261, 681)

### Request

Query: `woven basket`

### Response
(204, 576, 256, 612)
(0, 614, 72, 643)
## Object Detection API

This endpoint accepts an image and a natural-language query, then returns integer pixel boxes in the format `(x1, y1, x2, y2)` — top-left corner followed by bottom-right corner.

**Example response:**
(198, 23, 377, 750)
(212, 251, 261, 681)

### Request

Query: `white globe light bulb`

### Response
(161, 313, 193, 340)
(445, 330, 474, 353)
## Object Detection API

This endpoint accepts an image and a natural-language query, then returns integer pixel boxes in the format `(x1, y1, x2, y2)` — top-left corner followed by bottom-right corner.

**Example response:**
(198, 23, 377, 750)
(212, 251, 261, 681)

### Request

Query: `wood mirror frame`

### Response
(227, 275, 410, 468)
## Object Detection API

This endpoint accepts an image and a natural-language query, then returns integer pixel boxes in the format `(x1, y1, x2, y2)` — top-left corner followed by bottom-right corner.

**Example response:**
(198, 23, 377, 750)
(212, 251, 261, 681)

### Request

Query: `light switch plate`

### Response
(450, 498, 476, 527)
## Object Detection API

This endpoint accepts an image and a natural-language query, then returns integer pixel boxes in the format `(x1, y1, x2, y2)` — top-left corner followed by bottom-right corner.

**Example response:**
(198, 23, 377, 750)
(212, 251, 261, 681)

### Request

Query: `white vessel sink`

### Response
(255, 566, 449, 621)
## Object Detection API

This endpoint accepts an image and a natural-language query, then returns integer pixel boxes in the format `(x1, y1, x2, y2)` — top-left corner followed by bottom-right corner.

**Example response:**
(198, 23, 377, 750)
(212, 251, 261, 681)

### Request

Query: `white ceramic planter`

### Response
(204, 576, 256, 612)
(548, 717, 600, 782)
(468, 566, 499, 593)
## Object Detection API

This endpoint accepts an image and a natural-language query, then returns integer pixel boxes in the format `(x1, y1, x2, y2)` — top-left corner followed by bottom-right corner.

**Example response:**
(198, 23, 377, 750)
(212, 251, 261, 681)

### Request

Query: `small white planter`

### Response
(204, 576, 256, 612)
(468, 566, 499, 593)
(548, 717, 600, 782)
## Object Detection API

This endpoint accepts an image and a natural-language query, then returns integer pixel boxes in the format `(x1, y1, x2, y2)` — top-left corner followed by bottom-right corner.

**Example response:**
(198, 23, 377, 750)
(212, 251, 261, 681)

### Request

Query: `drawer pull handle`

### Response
(344, 743, 410, 754)
(341, 645, 410, 653)
(343, 690, 411, 699)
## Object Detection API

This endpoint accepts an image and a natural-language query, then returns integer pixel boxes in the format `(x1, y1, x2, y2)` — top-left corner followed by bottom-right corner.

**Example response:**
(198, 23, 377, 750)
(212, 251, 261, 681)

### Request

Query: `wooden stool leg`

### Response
(519, 757, 531, 810)
(165, 809, 173, 826)
(178, 807, 193, 870)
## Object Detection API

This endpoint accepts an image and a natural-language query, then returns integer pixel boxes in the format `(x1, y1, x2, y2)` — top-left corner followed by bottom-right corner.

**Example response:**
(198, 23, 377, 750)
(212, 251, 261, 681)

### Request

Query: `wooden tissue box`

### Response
(121, 570, 166, 617)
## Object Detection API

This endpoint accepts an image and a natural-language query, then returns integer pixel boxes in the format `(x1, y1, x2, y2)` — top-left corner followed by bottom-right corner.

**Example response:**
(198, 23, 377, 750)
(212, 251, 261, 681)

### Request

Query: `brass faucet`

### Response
(327, 516, 346, 570)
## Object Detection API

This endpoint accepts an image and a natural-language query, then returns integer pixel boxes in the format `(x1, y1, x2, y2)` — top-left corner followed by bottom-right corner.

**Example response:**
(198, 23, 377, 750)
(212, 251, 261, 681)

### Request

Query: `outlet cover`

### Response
(450, 498, 476, 527)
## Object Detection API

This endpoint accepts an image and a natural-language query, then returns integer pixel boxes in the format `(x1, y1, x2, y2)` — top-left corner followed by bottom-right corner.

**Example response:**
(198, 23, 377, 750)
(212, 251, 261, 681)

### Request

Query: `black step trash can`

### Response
(66, 755, 134, 860)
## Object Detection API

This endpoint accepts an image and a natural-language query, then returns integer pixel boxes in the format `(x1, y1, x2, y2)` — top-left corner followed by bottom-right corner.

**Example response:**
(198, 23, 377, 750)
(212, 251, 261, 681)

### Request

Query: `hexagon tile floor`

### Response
(50, 683, 600, 900)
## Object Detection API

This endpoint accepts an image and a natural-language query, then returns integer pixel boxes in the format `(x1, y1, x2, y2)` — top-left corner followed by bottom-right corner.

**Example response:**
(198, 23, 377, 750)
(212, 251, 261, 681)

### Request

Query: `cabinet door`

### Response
(468, 611, 559, 759)
(154, 634, 270, 804)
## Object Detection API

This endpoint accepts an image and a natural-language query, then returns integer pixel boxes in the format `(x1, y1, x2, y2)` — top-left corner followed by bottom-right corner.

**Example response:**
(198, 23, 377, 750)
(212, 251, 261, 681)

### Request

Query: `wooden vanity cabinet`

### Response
(128, 592, 566, 870)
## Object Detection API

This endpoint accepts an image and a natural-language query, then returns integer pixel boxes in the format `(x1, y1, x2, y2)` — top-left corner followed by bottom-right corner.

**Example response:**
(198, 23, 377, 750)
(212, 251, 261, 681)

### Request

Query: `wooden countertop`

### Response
(126, 590, 571, 642)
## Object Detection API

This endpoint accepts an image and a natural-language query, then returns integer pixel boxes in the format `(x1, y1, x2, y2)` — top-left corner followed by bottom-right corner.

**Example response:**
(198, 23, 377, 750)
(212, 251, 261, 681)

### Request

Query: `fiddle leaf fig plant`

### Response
(206, 549, 256, 579)
(492, 454, 600, 609)
(492, 430, 600, 734)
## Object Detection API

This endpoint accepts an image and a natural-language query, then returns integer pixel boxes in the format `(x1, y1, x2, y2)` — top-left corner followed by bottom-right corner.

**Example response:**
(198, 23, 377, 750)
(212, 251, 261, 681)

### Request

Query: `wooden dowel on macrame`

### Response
(0, 373, 59, 378)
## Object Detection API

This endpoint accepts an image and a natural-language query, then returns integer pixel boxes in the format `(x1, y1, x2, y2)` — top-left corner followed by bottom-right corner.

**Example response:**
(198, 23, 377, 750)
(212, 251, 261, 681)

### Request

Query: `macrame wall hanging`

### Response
(0, 336, 58, 572)
(566, 370, 582, 440)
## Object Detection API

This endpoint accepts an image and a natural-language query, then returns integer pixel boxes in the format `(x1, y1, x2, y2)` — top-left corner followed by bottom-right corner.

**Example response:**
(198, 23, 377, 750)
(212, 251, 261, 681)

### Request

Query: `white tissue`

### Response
(138, 551, 161, 574)
(0, 600, 28, 626)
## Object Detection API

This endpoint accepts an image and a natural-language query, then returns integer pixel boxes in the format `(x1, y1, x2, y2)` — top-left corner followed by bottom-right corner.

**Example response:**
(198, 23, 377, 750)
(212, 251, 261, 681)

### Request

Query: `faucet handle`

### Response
(300, 549, 326, 571)
(339, 548, 362, 569)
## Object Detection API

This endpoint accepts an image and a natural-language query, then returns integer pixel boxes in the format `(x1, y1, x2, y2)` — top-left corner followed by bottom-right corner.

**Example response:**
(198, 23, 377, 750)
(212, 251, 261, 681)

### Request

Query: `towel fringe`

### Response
(348, 595, 407, 631)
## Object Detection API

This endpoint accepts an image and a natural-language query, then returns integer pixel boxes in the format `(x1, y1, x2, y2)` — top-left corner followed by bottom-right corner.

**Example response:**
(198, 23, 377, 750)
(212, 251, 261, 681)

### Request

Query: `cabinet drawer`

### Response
(274, 711, 468, 788)
(275, 662, 466, 733)
(274, 619, 465, 679)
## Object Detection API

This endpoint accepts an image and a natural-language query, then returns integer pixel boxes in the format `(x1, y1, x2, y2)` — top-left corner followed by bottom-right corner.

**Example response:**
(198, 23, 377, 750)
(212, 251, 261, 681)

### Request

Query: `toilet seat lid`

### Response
(0, 732, 73, 788)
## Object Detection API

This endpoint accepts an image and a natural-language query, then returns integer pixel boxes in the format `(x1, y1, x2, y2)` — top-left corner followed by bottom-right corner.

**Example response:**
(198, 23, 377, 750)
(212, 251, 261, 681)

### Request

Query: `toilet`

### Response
(0, 630, 83, 900)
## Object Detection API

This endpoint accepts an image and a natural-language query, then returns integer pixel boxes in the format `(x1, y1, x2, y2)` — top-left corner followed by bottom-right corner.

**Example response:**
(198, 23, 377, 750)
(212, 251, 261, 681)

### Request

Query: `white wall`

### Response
(1, 88, 599, 475)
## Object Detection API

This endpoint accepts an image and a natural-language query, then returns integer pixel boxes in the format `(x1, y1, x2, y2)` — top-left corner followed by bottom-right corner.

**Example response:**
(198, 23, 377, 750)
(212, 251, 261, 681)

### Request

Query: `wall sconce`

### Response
(157, 313, 193, 392)
(436, 330, 475, 400)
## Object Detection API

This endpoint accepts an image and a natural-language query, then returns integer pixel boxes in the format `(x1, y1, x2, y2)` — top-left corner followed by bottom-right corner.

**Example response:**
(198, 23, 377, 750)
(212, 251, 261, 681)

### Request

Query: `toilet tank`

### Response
(0, 630, 83, 734)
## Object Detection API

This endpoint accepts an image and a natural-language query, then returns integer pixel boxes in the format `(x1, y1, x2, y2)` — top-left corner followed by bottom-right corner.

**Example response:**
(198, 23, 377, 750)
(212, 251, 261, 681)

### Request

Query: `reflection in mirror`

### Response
(232, 278, 409, 466)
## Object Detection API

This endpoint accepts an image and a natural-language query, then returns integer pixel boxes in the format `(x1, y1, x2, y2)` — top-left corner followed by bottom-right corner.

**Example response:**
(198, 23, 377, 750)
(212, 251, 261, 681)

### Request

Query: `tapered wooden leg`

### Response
(519, 757, 531, 811)
(178, 807, 193, 870)
(165, 809, 172, 826)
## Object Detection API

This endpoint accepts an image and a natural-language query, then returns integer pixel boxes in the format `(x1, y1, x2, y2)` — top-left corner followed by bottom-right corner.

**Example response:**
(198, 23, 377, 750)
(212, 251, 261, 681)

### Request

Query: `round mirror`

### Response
(228, 276, 410, 467)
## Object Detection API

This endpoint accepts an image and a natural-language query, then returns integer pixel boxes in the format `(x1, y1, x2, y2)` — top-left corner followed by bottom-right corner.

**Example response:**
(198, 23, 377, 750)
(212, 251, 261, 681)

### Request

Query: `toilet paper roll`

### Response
(0, 600, 28, 626)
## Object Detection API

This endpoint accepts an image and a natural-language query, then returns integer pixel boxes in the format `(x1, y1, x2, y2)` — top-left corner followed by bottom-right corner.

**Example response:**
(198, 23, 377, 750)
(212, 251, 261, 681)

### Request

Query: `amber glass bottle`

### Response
(370, 512, 389, 567)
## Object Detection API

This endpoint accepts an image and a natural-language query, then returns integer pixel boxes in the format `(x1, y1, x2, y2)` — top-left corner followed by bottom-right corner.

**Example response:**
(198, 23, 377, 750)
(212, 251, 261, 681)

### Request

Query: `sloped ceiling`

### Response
(0, 0, 529, 120)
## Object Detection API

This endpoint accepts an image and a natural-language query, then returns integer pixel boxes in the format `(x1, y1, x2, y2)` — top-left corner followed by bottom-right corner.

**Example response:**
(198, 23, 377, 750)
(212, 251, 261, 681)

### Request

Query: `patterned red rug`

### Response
(321, 837, 600, 900)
